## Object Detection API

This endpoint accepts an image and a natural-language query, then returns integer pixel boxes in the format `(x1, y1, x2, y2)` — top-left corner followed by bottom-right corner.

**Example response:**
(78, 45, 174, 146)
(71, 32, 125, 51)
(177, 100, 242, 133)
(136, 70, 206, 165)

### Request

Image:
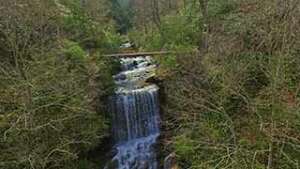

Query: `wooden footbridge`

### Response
(104, 51, 174, 58)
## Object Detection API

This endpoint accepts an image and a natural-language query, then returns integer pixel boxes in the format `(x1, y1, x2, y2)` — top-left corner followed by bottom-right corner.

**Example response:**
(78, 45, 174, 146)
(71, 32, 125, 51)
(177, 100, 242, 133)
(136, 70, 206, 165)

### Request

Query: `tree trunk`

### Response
(198, 0, 209, 54)
(152, 0, 161, 29)
(87, 50, 99, 113)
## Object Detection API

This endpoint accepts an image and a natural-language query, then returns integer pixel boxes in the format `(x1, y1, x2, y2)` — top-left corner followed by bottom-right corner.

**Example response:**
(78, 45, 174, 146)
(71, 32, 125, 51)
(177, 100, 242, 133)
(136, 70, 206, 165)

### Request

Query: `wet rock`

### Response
(114, 73, 126, 81)
(110, 147, 118, 156)
(104, 159, 119, 169)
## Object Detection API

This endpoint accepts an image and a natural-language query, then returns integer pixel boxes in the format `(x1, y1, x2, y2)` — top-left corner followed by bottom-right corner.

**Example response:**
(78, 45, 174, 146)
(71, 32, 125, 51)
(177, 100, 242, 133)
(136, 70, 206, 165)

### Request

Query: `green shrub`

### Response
(63, 40, 86, 61)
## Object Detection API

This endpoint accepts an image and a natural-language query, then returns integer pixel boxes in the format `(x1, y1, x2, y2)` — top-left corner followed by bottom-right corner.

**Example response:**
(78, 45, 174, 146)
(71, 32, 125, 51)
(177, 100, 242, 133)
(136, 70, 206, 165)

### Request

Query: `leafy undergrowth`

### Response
(152, 0, 300, 168)
(0, 1, 121, 169)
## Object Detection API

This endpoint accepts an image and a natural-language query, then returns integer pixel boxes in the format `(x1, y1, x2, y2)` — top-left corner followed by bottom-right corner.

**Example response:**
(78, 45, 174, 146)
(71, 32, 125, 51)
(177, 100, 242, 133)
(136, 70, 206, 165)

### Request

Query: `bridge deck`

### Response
(103, 51, 173, 57)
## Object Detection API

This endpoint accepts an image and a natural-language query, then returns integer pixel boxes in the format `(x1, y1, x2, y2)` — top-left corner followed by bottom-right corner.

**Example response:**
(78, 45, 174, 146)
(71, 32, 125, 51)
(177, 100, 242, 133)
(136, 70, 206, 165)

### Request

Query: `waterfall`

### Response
(107, 56, 161, 169)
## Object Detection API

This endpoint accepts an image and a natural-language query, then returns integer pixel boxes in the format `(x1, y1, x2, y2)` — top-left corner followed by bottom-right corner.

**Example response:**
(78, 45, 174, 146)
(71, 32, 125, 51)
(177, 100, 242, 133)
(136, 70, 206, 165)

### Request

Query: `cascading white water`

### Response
(108, 56, 161, 169)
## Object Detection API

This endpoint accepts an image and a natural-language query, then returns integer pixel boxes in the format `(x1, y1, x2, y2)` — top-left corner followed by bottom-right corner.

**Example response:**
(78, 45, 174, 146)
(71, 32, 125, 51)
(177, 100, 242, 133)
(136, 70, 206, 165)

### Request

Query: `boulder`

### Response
(164, 153, 180, 169)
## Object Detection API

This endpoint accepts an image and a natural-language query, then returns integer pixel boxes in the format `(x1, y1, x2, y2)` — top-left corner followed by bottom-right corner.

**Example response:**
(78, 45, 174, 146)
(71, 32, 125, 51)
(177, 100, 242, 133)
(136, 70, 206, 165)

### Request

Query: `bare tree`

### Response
(198, 0, 209, 54)
(151, 0, 161, 29)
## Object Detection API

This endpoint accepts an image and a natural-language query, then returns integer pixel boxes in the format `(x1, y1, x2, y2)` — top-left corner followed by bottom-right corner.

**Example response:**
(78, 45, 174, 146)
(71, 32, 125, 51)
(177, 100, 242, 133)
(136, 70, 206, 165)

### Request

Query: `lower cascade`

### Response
(107, 56, 161, 169)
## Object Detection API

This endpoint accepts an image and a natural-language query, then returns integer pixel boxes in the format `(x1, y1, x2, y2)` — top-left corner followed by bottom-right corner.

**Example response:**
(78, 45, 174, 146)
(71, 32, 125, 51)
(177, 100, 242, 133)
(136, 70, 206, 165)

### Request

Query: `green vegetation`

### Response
(0, 0, 120, 168)
(117, 0, 300, 168)
(1, 0, 300, 169)
(136, 0, 300, 168)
